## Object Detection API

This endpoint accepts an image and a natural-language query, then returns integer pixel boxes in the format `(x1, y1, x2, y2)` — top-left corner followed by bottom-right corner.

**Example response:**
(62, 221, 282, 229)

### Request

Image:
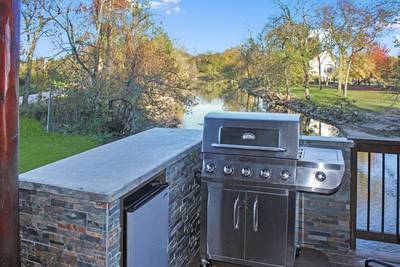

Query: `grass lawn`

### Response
(292, 86, 400, 112)
(20, 117, 98, 173)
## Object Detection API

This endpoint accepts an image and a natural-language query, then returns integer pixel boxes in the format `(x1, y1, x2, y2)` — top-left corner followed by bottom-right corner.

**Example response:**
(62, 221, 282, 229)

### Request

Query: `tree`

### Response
(368, 44, 391, 85)
(263, 3, 318, 99)
(311, 29, 335, 90)
(350, 44, 394, 86)
(264, 1, 320, 99)
(239, 36, 265, 109)
(221, 48, 242, 80)
(319, 0, 400, 97)
(21, 0, 53, 109)
(195, 53, 226, 78)
(316, 51, 334, 89)
(41, 0, 195, 135)
(390, 39, 400, 105)
(292, 3, 321, 99)
(294, 25, 320, 99)
(44, 0, 148, 86)
(263, 8, 298, 97)
(238, 33, 302, 105)
(350, 53, 375, 83)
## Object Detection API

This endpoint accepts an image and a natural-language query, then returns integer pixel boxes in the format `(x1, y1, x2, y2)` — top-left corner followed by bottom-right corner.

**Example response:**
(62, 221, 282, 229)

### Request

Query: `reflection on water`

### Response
(357, 152, 399, 233)
(182, 96, 339, 137)
(181, 98, 224, 129)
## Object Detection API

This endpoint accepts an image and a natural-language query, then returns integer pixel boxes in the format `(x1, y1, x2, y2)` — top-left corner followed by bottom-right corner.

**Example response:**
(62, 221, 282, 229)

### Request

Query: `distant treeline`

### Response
(192, 0, 400, 100)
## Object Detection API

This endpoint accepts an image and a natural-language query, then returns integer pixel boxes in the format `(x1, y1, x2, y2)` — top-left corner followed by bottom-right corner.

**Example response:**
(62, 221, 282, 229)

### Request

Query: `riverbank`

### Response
(286, 87, 400, 138)
(285, 99, 400, 138)
(292, 87, 400, 113)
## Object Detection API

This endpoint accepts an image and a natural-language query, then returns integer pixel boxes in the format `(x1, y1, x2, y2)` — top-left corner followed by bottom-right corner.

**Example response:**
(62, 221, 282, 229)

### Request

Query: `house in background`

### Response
(309, 50, 336, 83)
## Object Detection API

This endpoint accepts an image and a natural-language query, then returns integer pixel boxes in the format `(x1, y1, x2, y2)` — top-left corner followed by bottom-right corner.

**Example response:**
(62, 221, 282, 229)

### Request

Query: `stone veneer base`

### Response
(298, 136, 353, 254)
(20, 145, 201, 267)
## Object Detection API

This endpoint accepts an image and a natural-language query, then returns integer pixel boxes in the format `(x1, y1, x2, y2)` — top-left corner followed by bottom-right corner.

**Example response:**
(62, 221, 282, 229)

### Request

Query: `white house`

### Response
(309, 51, 336, 82)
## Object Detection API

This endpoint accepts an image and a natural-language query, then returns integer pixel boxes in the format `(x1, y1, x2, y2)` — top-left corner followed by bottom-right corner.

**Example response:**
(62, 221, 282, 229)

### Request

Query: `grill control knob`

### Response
(223, 165, 234, 175)
(260, 169, 272, 179)
(315, 171, 327, 182)
(241, 167, 252, 177)
(281, 170, 290, 181)
(205, 163, 216, 173)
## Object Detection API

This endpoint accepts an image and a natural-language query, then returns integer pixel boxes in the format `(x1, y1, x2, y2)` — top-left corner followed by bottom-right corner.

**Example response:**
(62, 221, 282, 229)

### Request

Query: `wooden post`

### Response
(350, 147, 358, 250)
(0, 0, 21, 266)
(47, 86, 52, 133)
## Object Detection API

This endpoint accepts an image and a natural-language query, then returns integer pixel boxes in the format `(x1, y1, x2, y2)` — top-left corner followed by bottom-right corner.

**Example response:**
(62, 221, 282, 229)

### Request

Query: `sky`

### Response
(149, 0, 400, 55)
(35, 0, 400, 57)
(149, 0, 282, 54)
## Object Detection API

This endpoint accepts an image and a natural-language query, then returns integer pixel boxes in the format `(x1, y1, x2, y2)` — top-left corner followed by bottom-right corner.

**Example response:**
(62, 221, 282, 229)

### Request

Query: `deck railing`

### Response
(350, 137, 400, 248)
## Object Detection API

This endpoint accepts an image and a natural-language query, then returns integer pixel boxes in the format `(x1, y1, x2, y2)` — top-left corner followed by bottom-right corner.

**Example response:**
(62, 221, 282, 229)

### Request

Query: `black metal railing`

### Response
(350, 137, 400, 249)
(365, 258, 399, 267)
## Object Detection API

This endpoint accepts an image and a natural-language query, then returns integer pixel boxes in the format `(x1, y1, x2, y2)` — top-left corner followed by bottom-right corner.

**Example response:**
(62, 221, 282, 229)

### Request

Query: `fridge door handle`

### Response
(253, 196, 259, 232)
(233, 195, 240, 230)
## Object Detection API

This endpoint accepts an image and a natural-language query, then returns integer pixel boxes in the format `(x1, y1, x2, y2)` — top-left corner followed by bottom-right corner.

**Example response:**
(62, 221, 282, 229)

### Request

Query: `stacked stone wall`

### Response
(166, 148, 202, 267)
(19, 145, 202, 267)
(298, 137, 353, 253)
(19, 189, 118, 266)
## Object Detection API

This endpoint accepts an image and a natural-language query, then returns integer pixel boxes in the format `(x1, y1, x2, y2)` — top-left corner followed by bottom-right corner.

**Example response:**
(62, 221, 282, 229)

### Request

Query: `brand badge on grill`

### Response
(242, 132, 256, 141)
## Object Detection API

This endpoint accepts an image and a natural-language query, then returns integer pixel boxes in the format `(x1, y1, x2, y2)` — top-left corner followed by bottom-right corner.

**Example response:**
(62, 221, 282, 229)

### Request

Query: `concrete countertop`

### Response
(19, 128, 202, 202)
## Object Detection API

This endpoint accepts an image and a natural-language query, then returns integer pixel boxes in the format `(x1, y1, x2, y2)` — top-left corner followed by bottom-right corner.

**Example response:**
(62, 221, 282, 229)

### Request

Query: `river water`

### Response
(182, 95, 400, 237)
(357, 153, 399, 234)
(182, 97, 340, 136)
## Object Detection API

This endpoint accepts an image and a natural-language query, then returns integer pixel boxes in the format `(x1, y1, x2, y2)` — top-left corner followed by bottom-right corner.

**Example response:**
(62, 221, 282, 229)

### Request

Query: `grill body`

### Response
(200, 112, 345, 267)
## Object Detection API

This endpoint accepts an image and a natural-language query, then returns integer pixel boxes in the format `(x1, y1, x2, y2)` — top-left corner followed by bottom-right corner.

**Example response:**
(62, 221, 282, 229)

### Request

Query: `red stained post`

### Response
(0, 0, 21, 266)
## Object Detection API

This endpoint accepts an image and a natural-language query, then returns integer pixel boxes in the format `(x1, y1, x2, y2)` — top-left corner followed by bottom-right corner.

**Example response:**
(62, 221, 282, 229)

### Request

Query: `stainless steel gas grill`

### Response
(200, 112, 345, 267)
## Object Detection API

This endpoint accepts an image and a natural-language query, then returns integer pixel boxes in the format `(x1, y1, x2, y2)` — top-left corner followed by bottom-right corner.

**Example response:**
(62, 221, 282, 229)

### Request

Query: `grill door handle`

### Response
(233, 195, 240, 230)
(253, 196, 258, 232)
(212, 143, 286, 152)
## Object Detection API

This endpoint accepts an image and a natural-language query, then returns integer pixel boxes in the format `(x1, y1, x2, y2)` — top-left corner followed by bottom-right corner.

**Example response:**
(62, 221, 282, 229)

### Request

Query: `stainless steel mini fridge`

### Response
(124, 178, 169, 267)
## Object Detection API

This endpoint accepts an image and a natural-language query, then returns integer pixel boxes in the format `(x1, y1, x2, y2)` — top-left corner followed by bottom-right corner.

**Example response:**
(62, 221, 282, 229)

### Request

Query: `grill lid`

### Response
(201, 112, 346, 194)
(202, 112, 301, 159)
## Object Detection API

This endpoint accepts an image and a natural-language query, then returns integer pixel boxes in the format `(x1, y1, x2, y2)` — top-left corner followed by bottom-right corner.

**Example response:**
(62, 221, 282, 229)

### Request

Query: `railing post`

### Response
(397, 154, 399, 243)
(0, 0, 21, 266)
(349, 137, 400, 246)
(350, 147, 358, 250)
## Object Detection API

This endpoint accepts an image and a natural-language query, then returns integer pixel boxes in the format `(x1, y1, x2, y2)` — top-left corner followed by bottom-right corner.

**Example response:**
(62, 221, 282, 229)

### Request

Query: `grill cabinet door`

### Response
(206, 186, 245, 261)
(245, 190, 288, 266)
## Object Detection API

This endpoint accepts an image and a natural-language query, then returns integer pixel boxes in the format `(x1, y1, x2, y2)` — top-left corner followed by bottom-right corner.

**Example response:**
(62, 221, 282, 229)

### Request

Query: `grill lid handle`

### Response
(211, 143, 286, 152)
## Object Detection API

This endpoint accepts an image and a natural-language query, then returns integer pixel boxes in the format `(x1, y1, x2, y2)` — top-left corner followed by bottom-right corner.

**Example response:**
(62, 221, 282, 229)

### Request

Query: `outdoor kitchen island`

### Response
(19, 128, 203, 267)
(18, 126, 355, 267)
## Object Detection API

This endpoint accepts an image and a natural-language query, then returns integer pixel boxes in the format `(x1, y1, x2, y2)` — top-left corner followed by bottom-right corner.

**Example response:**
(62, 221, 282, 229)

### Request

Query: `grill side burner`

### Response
(200, 112, 345, 267)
